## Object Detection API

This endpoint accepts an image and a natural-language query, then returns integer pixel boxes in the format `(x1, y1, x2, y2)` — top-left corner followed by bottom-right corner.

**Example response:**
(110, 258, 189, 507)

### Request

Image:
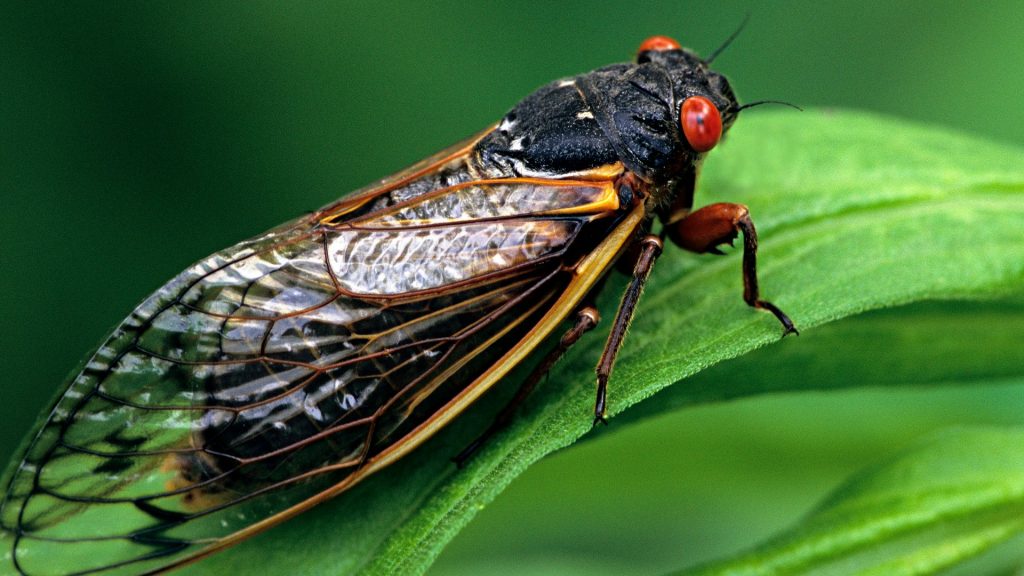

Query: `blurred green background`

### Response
(2, 1, 1023, 574)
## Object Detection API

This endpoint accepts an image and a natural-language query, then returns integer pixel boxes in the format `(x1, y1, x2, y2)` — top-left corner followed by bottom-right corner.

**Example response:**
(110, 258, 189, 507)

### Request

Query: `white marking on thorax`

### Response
(576, 111, 594, 120)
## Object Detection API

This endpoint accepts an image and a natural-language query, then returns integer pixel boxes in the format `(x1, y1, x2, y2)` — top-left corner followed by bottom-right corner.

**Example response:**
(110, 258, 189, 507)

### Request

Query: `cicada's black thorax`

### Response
(473, 47, 739, 187)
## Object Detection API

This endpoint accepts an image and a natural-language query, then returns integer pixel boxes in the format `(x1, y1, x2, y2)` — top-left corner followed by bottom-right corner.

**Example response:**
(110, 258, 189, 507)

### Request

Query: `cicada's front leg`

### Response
(668, 202, 797, 335)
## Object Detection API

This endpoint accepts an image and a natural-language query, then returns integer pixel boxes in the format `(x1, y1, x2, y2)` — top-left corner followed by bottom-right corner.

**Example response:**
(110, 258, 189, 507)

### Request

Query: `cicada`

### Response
(0, 34, 795, 575)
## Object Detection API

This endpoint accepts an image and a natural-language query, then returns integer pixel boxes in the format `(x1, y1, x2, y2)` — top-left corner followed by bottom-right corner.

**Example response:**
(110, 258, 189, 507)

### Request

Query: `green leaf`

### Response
(616, 297, 1024, 423)
(674, 427, 1024, 576)
(191, 110, 1024, 575)
(434, 300, 1024, 576)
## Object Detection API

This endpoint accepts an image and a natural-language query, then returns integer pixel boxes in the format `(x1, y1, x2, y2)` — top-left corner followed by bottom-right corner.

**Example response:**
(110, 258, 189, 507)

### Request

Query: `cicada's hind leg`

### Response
(668, 202, 797, 335)
(593, 234, 664, 426)
(452, 306, 601, 468)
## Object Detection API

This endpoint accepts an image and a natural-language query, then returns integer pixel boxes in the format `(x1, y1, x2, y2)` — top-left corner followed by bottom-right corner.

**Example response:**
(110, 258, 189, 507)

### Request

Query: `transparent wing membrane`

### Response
(1, 173, 626, 574)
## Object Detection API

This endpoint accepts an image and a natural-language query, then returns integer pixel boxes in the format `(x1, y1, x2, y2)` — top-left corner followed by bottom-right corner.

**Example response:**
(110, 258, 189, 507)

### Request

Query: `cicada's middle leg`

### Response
(593, 234, 664, 426)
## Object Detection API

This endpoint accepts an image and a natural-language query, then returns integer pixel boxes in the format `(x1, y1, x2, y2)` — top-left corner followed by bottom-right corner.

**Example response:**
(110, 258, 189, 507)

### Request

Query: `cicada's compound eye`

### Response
(680, 96, 722, 153)
(637, 35, 682, 55)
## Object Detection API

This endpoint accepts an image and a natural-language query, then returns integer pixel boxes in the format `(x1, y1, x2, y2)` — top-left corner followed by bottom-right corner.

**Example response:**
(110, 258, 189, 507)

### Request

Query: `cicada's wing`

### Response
(0, 161, 641, 574)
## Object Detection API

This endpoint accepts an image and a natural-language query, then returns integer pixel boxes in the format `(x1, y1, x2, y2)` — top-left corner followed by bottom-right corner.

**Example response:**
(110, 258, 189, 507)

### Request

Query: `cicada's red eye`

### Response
(637, 35, 681, 54)
(680, 96, 722, 153)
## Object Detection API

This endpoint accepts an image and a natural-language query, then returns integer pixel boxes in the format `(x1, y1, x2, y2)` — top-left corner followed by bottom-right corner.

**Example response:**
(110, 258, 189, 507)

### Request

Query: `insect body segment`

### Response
(0, 34, 793, 574)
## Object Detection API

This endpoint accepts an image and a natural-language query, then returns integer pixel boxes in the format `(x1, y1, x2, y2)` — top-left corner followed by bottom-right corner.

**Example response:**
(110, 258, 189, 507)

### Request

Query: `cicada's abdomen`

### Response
(0, 154, 628, 573)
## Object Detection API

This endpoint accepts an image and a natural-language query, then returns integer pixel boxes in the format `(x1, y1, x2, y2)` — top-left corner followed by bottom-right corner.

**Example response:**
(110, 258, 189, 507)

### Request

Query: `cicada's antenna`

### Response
(705, 14, 750, 64)
(736, 100, 804, 112)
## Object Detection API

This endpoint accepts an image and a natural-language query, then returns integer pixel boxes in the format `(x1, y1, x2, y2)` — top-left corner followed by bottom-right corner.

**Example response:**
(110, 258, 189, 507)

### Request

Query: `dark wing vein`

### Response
(0, 175, 624, 575)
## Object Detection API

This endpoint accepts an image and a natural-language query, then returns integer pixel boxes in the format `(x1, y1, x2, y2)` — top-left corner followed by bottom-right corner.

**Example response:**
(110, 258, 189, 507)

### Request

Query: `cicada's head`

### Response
(475, 34, 742, 216)
(619, 34, 741, 219)
(615, 35, 740, 180)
